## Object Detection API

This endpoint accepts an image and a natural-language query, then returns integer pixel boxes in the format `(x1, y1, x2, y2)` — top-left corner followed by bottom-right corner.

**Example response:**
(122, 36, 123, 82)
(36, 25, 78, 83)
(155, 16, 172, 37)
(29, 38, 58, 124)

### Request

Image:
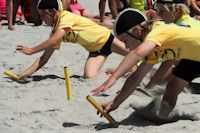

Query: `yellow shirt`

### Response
(53, 11, 110, 52)
(144, 21, 200, 64)
(176, 14, 200, 28)
(129, 0, 145, 13)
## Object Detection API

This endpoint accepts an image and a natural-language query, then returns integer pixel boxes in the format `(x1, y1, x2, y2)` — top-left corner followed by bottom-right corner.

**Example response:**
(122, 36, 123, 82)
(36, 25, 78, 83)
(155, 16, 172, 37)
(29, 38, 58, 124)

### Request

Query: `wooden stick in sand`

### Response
(64, 67, 72, 100)
(86, 95, 116, 124)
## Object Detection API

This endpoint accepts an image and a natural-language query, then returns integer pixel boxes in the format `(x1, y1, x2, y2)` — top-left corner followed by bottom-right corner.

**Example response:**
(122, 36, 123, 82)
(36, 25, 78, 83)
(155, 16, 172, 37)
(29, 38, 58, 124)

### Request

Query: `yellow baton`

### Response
(86, 95, 116, 124)
(4, 70, 19, 80)
(64, 67, 72, 100)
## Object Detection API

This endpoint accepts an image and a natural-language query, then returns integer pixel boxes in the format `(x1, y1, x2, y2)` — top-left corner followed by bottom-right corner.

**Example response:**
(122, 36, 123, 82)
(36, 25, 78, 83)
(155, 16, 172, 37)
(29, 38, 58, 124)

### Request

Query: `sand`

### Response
(1, 0, 200, 132)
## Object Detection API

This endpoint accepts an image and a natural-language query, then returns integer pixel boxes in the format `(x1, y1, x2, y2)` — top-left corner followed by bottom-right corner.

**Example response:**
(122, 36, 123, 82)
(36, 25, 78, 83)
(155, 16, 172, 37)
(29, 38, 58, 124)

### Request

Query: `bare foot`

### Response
(0, 18, 2, 30)
(8, 25, 15, 30)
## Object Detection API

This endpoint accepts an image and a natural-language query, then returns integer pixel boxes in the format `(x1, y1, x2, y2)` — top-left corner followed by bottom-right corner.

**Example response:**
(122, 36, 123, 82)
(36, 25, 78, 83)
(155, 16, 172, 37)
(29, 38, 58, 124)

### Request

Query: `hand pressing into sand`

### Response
(91, 77, 117, 96)
(4, 70, 29, 81)
(98, 100, 118, 116)
(16, 45, 33, 55)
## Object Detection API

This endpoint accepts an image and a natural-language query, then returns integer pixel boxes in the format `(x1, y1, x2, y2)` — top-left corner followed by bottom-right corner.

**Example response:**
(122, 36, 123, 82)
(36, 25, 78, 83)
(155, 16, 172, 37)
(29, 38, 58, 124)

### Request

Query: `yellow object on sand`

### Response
(64, 67, 72, 100)
(86, 95, 116, 124)
(4, 70, 19, 80)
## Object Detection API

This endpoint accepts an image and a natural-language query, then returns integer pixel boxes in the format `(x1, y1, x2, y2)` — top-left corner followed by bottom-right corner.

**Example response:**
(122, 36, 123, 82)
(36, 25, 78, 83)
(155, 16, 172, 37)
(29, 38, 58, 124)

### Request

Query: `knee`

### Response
(84, 72, 98, 79)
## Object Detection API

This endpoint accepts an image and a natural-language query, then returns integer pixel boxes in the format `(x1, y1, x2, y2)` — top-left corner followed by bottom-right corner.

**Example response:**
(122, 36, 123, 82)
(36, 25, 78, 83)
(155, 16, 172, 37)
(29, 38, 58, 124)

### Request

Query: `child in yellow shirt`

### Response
(92, 9, 200, 120)
(15, 0, 130, 79)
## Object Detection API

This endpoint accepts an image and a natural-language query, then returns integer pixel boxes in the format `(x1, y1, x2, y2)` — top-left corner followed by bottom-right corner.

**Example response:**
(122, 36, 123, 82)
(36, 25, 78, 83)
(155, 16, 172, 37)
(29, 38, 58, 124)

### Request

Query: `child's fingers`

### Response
(16, 45, 23, 50)
(16, 44, 23, 47)
(17, 50, 24, 53)
(4, 70, 19, 80)
(104, 107, 111, 114)
(91, 89, 100, 96)
(91, 87, 105, 96)
(96, 111, 103, 117)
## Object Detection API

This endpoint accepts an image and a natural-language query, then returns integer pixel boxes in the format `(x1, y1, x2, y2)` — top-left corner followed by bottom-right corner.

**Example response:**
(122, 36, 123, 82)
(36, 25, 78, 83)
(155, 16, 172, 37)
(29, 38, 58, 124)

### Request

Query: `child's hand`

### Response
(91, 77, 117, 96)
(102, 101, 114, 114)
(98, 101, 118, 116)
(16, 45, 33, 55)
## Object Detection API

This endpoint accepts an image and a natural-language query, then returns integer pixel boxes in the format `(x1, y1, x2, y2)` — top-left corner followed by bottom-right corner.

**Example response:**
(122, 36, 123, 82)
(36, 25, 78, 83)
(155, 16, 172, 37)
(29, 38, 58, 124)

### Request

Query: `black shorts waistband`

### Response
(90, 33, 114, 56)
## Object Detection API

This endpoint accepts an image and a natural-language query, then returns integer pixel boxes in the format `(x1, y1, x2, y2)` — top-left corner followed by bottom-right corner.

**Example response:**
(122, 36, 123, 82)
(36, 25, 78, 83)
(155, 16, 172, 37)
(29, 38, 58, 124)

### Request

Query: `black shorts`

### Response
(172, 59, 200, 82)
(89, 33, 114, 57)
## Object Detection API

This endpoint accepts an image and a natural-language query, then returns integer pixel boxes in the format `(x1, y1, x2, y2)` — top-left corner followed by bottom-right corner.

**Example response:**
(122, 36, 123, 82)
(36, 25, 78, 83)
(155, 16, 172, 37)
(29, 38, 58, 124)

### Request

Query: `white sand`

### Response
(1, 0, 200, 132)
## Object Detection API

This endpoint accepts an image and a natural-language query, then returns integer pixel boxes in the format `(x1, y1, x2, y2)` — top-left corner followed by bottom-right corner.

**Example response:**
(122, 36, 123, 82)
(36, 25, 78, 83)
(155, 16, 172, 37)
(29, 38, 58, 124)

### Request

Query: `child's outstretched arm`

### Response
(18, 48, 55, 80)
(15, 28, 67, 80)
(91, 40, 156, 95)
(16, 29, 66, 55)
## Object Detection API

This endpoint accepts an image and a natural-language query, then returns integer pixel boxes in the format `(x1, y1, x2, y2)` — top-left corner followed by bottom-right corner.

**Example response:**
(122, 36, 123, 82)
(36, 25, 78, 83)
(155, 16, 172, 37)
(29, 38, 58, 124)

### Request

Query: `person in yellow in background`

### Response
(92, 8, 200, 119)
(129, 0, 145, 12)
(145, 0, 200, 92)
(129, 0, 157, 22)
(14, 0, 131, 80)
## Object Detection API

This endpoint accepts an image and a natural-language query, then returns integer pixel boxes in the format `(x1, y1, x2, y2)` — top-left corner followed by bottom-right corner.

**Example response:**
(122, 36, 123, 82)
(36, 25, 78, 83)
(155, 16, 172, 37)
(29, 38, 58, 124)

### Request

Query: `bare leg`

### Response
(84, 54, 107, 78)
(99, 0, 107, 23)
(30, 0, 42, 26)
(12, 0, 20, 25)
(108, 0, 118, 19)
(0, 21, 2, 30)
(85, 36, 134, 78)
(110, 63, 153, 107)
(72, 10, 81, 16)
(6, 0, 15, 30)
(110, 37, 129, 56)
(72, 10, 101, 23)
(0, 13, 2, 30)
(159, 75, 189, 117)
(82, 10, 97, 18)
(146, 60, 175, 89)
(84, 36, 135, 79)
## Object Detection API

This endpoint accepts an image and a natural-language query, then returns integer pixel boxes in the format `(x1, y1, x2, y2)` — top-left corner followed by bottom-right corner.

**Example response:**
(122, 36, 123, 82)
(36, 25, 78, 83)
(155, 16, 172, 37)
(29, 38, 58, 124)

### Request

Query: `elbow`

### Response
(49, 38, 58, 47)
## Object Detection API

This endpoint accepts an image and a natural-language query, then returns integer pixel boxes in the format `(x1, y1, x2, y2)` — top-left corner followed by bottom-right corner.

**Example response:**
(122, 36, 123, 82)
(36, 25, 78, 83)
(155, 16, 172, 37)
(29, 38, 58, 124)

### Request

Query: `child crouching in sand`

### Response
(92, 9, 200, 119)
(14, 0, 131, 80)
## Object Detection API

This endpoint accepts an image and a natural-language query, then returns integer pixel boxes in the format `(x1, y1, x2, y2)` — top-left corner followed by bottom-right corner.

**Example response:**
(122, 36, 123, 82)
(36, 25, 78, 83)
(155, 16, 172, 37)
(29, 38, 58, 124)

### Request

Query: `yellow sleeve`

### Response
(145, 22, 173, 47)
(49, 30, 62, 50)
(57, 11, 75, 30)
(51, 12, 76, 49)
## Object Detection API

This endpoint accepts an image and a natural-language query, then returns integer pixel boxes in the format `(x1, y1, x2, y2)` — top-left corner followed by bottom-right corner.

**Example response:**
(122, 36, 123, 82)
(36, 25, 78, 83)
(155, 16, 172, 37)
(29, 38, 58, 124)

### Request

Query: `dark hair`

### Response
(37, 0, 61, 10)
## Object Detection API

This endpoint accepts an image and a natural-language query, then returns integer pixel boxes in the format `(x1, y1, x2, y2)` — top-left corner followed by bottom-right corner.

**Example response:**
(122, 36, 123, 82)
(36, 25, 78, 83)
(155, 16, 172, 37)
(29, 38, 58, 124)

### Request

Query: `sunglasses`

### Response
(125, 24, 148, 42)
(125, 31, 143, 42)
